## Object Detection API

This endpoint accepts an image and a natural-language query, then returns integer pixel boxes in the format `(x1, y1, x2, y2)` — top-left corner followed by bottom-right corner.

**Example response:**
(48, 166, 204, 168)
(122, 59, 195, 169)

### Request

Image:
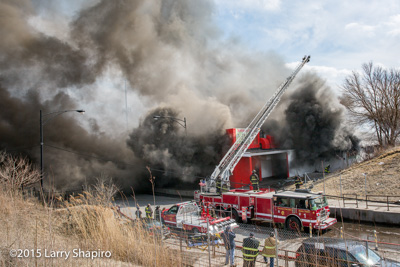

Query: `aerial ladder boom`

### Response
(206, 55, 310, 192)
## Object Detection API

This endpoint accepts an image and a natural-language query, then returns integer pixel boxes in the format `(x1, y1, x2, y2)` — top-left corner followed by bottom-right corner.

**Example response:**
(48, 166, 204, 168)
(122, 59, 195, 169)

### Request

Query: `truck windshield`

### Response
(310, 196, 328, 210)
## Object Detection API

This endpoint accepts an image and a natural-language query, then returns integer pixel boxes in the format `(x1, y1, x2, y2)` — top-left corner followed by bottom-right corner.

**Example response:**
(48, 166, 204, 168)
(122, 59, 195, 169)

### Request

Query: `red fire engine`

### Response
(195, 188, 337, 230)
(195, 56, 336, 230)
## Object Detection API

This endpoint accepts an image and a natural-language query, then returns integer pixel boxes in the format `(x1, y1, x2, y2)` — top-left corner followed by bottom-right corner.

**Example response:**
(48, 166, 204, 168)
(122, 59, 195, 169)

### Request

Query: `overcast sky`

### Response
(214, 0, 400, 91)
(32, 0, 400, 94)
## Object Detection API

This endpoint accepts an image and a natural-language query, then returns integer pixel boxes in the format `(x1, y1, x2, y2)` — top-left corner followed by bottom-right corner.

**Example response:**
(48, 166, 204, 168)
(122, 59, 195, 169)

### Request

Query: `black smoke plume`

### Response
(127, 107, 231, 189)
(0, 0, 358, 192)
(264, 74, 359, 165)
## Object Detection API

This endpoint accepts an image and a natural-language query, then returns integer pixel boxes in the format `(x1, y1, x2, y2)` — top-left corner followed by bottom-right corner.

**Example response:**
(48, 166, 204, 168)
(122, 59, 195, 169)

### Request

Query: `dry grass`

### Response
(310, 147, 400, 197)
(0, 189, 181, 267)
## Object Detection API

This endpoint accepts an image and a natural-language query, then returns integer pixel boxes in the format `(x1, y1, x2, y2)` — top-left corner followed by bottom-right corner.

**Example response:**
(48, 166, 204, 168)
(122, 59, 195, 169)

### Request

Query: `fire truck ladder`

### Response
(207, 55, 310, 191)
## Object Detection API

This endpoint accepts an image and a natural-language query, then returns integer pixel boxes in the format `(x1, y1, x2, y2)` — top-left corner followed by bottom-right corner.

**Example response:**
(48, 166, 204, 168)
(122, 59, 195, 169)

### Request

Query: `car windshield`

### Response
(350, 246, 381, 265)
(310, 196, 328, 210)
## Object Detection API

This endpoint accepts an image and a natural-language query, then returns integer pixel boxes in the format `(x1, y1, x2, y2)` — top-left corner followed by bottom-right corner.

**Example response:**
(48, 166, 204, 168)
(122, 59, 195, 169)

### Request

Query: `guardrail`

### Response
(366, 195, 400, 211)
(326, 194, 400, 211)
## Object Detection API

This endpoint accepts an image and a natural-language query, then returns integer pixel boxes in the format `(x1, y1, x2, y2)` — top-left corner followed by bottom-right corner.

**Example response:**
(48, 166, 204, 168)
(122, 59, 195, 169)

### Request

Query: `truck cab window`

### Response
(168, 206, 178, 214)
(276, 197, 289, 207)
(298, 199, 306, 209)
(290, 198, 296, 208)
(310, 200, 317, 210)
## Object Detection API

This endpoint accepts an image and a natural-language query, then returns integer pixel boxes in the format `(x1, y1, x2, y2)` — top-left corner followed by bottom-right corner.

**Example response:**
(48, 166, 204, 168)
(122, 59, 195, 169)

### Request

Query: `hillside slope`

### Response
(307, 147, 400, 197)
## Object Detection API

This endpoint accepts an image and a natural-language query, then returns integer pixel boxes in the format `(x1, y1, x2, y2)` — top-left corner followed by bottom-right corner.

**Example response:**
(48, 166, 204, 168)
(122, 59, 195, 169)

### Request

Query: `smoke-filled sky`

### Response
(0, 0, 379, 191)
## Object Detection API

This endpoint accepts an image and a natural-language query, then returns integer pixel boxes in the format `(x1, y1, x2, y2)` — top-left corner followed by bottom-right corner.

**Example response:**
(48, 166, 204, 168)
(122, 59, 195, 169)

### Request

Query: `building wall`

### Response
(226, 128, 288, 188)
(231, 157, 253, 188)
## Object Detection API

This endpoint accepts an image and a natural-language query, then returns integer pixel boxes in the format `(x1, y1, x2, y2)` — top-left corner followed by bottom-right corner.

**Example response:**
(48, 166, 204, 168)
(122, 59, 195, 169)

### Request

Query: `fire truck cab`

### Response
(197, 188, 337, 231)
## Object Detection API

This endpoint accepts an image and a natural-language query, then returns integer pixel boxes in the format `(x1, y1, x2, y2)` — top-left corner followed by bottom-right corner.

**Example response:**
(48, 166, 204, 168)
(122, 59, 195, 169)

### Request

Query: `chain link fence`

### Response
(118, 206, 400, 266)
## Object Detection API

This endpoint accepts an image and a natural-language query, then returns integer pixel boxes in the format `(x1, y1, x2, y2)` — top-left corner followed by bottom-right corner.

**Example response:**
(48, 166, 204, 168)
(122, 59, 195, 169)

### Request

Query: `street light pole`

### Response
(153, 115, 187, 136)
(40, 110, 44, 189)
(39, 109, 85, 191)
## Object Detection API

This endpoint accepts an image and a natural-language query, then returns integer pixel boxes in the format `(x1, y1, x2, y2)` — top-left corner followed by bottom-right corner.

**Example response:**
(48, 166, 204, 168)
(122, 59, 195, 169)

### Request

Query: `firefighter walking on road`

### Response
(242, 232, 260, 267)
(145, 203, 153, 219)
(250, 170, 259, 191)
(135, 205, 142, 219)
(154, 205, 161, 221)
(262, 232, 279, 267)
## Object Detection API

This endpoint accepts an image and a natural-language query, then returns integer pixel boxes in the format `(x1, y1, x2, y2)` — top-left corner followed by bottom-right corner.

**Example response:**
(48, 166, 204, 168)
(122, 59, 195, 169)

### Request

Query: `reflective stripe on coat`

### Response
(261, 237, 278, 257)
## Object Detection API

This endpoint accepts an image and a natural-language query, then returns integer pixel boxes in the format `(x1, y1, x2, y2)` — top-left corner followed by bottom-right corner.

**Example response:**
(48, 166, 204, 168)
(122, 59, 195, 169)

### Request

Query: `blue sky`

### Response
(213, 0, 400, 90)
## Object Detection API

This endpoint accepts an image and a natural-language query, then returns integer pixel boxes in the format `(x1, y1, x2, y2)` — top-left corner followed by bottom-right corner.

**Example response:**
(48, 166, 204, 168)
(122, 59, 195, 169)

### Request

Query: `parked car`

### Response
(295, 237, 400, 267)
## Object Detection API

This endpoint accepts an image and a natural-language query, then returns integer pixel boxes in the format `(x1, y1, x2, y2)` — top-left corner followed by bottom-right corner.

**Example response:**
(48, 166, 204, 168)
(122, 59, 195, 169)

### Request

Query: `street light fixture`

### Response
(153, 115, 187, 135)
(40, 109, 85, 190)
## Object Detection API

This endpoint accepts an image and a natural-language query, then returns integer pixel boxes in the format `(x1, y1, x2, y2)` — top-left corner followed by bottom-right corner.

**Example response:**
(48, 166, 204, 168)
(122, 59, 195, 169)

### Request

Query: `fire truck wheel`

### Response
(230, 209, 242, 223)
(216, 208, 226, 218)
(286, 217, 301, 231)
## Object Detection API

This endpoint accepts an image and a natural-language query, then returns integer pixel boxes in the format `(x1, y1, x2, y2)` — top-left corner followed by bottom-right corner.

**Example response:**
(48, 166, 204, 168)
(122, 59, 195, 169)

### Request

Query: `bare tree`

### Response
(0, 152, 40, 194)
(341, 62, 400, 147)
(89, 174, 119, 206)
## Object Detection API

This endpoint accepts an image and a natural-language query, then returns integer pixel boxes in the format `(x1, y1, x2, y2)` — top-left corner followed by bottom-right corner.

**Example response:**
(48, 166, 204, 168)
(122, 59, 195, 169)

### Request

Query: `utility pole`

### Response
(322, 161, 325, 195)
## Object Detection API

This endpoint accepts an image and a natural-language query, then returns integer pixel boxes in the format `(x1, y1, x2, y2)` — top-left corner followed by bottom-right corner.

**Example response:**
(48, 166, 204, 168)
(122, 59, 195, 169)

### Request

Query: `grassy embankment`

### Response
(0, 189, 181, 266)
(306, 147, 400, 197)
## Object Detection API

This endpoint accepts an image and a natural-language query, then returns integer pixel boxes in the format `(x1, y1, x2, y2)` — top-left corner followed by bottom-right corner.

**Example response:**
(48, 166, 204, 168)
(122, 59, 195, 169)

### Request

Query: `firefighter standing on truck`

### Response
(216, 176, 222, 193)
(145, 203, 153, 219)
(262, 232, 279, 267)
(295, 176, 302, 189)
(242, 232, 260, 267)
(221, 181, 229, 193)
(250, 170, 259, 191)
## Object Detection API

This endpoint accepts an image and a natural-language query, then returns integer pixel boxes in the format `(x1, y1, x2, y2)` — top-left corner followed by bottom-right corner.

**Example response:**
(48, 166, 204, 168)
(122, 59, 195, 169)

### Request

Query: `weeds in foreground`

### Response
(0, 186, 181, 267)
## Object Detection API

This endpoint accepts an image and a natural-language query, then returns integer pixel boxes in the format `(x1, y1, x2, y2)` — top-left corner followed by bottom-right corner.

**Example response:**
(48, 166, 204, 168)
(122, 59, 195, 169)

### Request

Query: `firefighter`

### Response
(242, 232, 260, 267)
(145, 203, 153, 219)
(222, 225, 236, 266)
(135, 205, 142, 219)
(295, 176, 302, 189)
(221, 181, 229, 193)
(261, 232, 279, 267)
(250, 170, 259, 191)
(216, 176, 222, 193)
(324, 165, 331, 173)
(154, 205, 161, 221)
